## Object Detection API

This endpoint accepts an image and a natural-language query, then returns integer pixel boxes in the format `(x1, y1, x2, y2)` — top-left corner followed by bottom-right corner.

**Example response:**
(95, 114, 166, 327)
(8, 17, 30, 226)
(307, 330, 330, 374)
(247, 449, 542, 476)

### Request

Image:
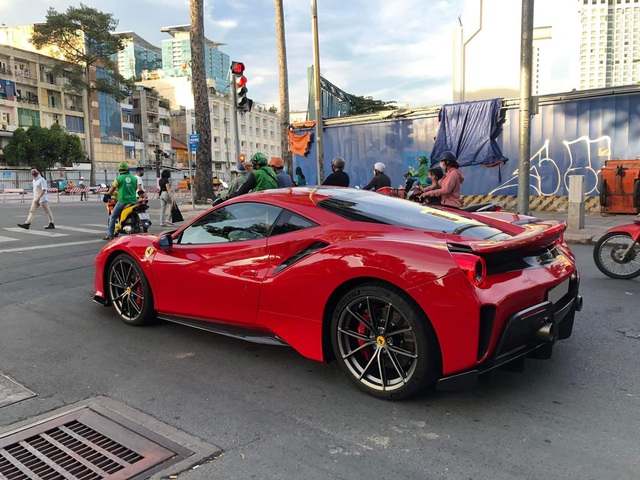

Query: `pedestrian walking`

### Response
(269, 157, 293, 188)
(18, 168, 55, 230)
(103, 162, 138, 239)
(79, 176, 87, 201)
(159, 169, 175, 226)
(363, 162, 391, 191)
(135, 167, 145, 196)
(322, 157, 350, 187)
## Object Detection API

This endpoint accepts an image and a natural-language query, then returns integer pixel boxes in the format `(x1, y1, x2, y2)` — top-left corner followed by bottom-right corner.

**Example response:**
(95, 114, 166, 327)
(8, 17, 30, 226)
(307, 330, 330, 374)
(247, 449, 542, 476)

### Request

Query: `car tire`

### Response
(331, 282, 438, 400)
(107, 254, 155, 326)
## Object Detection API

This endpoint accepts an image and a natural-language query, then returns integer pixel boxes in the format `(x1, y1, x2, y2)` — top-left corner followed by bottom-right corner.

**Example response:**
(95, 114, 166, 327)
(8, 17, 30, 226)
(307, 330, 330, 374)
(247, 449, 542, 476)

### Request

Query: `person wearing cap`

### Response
(227, 161, 252, 197)
(228, 152, 277, 198)
(363, 161, 391, 191)
(78, 176, 87, 201)
(103, 161, 138, 240)
(322, 157, 350, 187)
(269, 157, 293, 188)
(422, 151, 465, 208)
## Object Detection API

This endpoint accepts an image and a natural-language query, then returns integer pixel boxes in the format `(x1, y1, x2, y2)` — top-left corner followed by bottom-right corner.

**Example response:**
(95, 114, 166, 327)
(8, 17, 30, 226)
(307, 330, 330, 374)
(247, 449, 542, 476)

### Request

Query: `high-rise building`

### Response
(579, 0, 640, 89)
(113, 32, 162, 80)
(160, 25, 230, 94)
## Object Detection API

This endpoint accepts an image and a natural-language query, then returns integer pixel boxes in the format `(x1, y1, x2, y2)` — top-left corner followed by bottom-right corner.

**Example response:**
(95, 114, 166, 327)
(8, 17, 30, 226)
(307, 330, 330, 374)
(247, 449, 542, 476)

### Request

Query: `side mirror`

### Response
(155, 233, 173, 252)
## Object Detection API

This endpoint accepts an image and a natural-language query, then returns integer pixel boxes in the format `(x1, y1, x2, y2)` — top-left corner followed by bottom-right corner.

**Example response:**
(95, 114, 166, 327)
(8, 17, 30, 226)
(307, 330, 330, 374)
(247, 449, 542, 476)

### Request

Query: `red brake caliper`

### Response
(356, 313, 372, 361)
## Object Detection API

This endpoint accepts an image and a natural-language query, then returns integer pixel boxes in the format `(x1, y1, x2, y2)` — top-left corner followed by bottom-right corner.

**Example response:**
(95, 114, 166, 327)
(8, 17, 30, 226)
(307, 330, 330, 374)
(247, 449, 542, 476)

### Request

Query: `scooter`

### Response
(105, 194, 151, 235)
(593, 214, 640, 279)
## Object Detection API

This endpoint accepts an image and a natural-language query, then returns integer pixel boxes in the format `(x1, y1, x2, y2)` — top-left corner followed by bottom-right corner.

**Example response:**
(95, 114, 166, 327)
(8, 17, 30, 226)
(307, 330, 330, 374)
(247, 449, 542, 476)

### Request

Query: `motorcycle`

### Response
(593, 213, 640, 279)
(105, 194, 151, 235)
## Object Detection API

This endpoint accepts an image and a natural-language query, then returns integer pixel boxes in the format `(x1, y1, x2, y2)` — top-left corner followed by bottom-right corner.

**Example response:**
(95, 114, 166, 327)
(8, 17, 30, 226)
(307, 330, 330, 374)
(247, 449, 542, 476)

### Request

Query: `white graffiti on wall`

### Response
(489, 135, 611, 196)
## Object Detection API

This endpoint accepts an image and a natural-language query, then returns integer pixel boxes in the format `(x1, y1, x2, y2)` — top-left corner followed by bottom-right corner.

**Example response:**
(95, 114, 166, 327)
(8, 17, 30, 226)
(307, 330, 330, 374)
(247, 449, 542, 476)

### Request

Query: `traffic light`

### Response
(238, 154, 246, 163)
(230, 61, 253, 112)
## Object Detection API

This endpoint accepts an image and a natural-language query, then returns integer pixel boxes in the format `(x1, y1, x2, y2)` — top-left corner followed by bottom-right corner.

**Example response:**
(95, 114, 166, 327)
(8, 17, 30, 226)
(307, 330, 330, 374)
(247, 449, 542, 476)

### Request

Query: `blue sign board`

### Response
(190, 143, 198, 152)
(189, 134, 200, 145)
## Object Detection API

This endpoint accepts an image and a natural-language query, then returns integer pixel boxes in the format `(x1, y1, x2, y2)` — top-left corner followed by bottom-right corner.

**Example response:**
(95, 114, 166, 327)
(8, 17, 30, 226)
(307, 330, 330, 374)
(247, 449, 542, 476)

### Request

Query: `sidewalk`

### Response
(509, 210, 637, 244)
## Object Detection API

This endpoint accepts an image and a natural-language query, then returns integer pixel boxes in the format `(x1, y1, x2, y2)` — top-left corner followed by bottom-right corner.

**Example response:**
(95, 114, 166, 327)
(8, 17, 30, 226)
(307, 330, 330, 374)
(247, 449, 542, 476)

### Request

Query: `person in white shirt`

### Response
(135, 167, 145, 195)
(18, 168, 55, 230)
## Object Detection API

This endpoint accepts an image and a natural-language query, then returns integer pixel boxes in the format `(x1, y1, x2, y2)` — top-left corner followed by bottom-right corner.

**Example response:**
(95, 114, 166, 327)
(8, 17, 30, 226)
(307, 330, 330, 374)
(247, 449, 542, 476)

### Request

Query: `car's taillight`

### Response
(451, 252, 486, 286)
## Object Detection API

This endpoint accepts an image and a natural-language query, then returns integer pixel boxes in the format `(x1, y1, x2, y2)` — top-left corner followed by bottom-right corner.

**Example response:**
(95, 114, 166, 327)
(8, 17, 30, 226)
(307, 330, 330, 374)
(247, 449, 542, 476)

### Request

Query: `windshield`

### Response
(317, 190, 510, 240)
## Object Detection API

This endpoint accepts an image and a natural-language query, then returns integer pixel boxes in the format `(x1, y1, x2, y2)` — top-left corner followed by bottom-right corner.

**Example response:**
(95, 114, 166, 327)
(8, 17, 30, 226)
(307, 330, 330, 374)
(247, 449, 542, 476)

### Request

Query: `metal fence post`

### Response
(568, 175, 585, 230)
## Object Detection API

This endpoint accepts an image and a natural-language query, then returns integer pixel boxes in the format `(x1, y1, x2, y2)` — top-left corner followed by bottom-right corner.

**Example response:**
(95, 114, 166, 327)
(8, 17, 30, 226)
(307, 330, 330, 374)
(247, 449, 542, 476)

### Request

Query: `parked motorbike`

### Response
(105, 195, 151, 235)
(593, 214, 640, 279)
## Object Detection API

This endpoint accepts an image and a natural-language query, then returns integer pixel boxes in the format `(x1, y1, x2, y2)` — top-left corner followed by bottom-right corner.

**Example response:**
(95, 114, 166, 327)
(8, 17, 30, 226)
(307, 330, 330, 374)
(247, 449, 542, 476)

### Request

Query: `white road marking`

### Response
(0, 236, 19, 243)
(0, 239, 105, 254)
(54, 225, 105, 234)
(4, 227, 68, 237)
(83, 223, 109, 228)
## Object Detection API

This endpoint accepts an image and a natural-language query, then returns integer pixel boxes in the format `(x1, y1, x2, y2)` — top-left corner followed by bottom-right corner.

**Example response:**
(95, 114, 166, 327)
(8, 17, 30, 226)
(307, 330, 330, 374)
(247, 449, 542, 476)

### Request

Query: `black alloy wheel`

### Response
(593, 232, 640, 280)
(107, 254, 155, 325)
(331, 283, 438, 400)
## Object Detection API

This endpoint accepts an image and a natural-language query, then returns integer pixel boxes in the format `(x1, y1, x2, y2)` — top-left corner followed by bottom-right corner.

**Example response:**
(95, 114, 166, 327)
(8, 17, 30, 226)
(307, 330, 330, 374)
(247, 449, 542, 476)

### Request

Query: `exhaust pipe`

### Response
(575, 295, 583, 312)
(536, 322, 555, 342)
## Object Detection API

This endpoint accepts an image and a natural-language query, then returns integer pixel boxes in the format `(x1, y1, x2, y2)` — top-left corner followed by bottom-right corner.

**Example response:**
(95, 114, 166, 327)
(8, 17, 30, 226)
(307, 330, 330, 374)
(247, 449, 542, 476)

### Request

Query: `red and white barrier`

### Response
(2, 188, 26, 203)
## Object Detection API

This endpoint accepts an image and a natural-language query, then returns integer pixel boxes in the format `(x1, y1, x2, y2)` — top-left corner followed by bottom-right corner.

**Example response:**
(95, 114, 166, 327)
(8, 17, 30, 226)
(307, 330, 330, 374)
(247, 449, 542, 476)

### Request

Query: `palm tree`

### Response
(274, 0, 292, 174)
(190, 0, 215, 201)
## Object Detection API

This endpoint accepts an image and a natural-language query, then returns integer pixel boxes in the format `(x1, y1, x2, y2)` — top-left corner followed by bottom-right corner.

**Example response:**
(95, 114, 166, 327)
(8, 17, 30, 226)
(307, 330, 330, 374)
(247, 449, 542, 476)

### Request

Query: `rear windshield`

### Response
(317, 190, 510, 240)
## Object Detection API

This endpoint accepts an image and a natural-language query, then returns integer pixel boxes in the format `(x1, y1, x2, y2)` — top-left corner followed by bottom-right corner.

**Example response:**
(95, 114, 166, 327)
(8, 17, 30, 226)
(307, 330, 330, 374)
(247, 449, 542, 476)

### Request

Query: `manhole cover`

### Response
(0, 404, 192, 479)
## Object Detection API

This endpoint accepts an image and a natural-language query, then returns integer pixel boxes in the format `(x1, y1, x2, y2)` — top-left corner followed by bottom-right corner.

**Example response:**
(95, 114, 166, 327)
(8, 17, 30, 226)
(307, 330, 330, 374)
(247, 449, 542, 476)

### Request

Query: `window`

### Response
(65, 115, 84, 133)
(178, 202, 282, 244)
(270, 210, 318, 236)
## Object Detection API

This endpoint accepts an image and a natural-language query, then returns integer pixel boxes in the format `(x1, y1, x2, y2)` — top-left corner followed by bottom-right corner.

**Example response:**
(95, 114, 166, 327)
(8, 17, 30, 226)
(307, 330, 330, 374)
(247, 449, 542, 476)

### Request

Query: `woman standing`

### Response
(159, 169, 174, 226)
(295, 166, 306, 186)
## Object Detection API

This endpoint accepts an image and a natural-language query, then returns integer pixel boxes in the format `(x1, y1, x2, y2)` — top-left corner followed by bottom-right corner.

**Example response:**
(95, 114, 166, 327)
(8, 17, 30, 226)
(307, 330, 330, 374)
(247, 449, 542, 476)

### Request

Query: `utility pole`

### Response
(311, 0, 324, 183)
(517, 0, 534, 215)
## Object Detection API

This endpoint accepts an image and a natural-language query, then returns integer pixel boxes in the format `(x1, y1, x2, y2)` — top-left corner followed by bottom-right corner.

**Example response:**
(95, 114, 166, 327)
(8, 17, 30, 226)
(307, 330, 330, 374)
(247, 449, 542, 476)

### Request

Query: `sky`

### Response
(0, 0, 585, 112)
(0, 0, 465, 111)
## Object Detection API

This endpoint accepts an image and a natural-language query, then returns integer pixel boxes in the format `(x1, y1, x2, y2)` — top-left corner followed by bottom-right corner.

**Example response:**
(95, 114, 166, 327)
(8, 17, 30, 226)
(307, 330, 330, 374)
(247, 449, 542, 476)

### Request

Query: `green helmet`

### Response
(251, 152, 268, 167)
(417, 155, 429, 166)
(118, 161, 130, 172)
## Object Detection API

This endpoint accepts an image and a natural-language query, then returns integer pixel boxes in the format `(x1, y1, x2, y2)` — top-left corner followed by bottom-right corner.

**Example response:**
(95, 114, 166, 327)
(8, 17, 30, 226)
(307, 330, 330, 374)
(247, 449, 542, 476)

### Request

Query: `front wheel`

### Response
(107, 254, 155, 325)
(331, 283, 438, 400)
(593, 232, 640, 279)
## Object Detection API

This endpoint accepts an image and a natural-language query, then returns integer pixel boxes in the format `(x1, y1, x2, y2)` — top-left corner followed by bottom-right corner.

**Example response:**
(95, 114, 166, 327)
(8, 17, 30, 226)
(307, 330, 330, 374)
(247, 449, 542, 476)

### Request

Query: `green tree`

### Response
(347, 94, 397, 116)
(3, 124, 85, 173)
(190, 0, 215, 201)
(30, 4, 133, 185)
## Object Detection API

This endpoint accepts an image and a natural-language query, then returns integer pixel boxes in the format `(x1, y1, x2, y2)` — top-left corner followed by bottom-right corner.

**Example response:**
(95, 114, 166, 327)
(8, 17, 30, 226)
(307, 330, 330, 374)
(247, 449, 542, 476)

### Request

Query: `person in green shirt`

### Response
(229, 152, 277, 198)
(103, 161, 138, 240)
(407, 155, 431, 187)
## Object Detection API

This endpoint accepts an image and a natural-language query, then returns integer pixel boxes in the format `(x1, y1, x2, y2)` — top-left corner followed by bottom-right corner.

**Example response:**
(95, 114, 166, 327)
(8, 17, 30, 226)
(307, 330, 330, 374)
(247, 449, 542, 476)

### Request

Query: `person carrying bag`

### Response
(171, 202, 184, 223)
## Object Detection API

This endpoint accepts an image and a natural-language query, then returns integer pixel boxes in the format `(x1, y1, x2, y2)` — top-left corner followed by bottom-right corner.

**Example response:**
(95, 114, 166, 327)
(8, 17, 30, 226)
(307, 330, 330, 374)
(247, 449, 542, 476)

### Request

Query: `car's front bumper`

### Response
(436, 276, 582, 391)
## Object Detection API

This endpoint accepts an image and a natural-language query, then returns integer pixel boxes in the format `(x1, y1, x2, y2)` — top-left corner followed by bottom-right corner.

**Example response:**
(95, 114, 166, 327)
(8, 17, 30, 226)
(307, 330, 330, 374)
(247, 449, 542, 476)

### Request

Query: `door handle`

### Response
(241, 270, 258, 278)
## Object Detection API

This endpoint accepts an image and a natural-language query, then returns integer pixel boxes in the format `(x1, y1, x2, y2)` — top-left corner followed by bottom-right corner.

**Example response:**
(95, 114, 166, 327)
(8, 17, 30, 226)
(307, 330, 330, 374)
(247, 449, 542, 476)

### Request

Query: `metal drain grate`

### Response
(0, 405, 192, 479)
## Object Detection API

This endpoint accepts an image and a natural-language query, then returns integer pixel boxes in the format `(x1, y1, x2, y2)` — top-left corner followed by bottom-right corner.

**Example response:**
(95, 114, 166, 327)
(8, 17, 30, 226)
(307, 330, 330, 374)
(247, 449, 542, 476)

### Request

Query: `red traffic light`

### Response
(239, 154, 246, 162)
(236, 75, 247, 88)
(230, 61, 245, 75)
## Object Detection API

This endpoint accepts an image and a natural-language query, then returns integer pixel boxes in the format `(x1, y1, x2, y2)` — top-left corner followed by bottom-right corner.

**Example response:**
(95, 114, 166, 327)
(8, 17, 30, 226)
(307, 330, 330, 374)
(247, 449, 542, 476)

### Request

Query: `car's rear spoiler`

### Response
(448, 221, 567, 254)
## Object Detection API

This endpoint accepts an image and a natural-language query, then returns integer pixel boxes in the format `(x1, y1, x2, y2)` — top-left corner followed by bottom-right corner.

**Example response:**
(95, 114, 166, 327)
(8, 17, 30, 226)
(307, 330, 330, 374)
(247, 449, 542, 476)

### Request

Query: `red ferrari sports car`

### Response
(94, 187, 581, 400)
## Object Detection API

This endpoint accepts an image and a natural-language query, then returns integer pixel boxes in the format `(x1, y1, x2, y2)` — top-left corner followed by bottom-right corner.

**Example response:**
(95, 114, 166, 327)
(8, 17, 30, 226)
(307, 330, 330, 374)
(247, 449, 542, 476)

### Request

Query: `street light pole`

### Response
(311, 0, 324, 183)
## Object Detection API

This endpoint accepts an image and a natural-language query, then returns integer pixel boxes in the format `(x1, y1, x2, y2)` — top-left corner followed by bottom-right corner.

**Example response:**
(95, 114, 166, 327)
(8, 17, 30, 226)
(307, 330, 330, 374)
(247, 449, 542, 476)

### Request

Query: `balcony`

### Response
(0, 65, 12, 76)
(65, 104, 84, 112)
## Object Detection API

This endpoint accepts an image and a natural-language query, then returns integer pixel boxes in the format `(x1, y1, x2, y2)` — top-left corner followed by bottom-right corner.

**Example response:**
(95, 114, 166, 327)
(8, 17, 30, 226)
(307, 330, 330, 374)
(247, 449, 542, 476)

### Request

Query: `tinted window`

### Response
(178, 202, 282, 244)
(271, 211, 318, 236)
(317, 190, 510, 240)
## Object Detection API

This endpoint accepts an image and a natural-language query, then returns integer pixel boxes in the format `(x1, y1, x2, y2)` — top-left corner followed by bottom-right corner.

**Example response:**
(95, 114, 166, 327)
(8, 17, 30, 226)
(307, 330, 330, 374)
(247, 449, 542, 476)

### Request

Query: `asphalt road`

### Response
(0, 199, 639, 480)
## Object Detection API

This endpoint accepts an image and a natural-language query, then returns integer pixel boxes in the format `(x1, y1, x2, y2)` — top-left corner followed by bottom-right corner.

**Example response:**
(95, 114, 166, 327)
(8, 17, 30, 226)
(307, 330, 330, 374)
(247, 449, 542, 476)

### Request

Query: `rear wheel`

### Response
(107, 254, 155, 325)
(331, 283, 438, 400)
(593, 232, 640, 279)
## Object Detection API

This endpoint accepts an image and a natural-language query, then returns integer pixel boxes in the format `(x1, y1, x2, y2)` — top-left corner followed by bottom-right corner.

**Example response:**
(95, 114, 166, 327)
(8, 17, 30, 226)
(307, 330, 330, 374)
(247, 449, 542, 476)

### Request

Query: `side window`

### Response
(178, 202, 282, 245)
(270, 210, 318, 236)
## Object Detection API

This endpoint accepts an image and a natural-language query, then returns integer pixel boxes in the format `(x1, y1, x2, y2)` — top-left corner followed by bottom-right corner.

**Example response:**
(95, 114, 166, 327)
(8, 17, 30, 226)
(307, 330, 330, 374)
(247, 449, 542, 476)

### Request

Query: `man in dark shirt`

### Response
(322, 157, 350, 187)
(363, 162, 392, 191)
